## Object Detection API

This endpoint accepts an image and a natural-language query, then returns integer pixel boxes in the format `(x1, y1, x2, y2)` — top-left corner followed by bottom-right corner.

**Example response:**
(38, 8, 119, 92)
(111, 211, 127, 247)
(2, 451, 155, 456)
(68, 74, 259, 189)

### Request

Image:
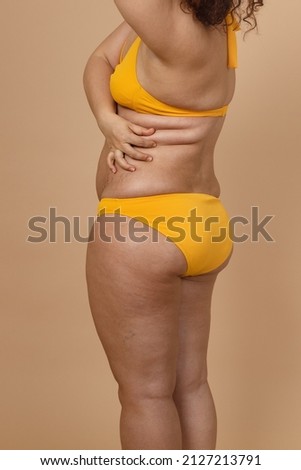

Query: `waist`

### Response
(97, 107, 224, 199)
(99, 146, 221, 200)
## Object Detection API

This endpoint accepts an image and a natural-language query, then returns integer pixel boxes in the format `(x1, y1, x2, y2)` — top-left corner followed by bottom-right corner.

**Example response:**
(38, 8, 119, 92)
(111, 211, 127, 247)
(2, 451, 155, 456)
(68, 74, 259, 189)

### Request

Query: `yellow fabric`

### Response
(226, 12, 241, 68)
(96, 193, 233, 277)
(110, 13, 240, 117)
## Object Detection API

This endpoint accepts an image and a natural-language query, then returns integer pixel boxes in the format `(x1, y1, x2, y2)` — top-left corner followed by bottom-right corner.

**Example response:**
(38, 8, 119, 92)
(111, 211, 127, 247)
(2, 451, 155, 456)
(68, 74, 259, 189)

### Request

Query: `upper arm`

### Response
(86, 20, 134, 70)
(114, 0, 178, 59)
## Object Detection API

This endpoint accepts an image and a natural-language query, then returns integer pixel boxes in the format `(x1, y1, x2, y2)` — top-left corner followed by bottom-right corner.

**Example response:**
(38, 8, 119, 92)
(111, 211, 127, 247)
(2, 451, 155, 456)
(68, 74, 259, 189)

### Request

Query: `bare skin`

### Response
(85, 0, 235, 450)
(97, 108, 225, 199)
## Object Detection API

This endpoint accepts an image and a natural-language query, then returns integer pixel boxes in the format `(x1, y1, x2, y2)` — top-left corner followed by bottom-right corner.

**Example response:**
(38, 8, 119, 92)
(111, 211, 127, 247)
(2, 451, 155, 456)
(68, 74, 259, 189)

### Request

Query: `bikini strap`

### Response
(226, 12, 241, 69)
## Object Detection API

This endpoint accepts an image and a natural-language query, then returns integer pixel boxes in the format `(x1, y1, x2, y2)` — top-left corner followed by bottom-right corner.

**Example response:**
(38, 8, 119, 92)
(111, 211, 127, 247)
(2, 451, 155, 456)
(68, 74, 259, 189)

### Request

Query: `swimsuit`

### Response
(97, 193, 233, 277)
(96, 13, 239, 276)
(110, 13, 240, 117)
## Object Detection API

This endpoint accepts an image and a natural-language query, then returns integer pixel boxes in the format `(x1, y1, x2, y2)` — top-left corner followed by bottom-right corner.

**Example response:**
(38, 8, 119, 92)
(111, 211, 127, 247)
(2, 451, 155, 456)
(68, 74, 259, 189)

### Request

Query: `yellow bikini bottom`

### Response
(96, 192, 233, 277)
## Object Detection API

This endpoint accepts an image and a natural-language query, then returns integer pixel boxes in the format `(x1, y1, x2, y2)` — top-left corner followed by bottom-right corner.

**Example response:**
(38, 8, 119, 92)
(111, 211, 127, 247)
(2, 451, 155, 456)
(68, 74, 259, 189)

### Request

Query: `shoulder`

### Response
(87, 20, 136, 70)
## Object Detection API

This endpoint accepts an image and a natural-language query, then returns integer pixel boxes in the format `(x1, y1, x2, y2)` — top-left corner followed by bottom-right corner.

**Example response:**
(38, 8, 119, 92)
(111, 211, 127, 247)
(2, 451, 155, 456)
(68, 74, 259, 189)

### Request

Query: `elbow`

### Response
(82, 65, 88, 91)
(82, 57, 92, 89)
(82, 61, 88, 84)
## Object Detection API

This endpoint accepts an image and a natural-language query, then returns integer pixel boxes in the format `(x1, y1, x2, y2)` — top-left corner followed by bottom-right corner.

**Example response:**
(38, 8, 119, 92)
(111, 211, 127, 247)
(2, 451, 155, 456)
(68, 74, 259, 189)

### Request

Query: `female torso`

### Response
(96, 10, 236, 200)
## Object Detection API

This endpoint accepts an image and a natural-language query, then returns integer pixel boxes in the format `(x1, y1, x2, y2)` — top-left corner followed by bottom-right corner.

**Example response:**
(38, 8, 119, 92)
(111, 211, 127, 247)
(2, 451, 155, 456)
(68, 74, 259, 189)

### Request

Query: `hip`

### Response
(96, 191, 233, 277)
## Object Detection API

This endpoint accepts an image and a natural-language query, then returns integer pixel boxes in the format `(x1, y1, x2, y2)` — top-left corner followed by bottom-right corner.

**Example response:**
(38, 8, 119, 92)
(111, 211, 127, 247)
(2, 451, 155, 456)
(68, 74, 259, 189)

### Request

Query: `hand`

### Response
(98, 113, 156, 173)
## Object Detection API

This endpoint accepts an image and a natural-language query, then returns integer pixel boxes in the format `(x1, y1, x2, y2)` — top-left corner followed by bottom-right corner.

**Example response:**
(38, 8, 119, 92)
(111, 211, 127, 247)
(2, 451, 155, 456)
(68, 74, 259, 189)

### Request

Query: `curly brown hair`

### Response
(180, 0, 264, 35)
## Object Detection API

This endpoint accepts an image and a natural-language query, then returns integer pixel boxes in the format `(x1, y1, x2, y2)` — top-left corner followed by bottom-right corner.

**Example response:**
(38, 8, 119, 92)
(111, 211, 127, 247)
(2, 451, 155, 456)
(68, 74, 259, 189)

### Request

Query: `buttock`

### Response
(96, 192, 233, 277)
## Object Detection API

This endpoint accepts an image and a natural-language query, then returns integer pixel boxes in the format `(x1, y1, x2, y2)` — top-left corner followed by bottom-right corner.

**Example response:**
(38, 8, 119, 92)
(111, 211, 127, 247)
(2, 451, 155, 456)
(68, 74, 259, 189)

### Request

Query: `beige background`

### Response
(1, 0, 300, 450)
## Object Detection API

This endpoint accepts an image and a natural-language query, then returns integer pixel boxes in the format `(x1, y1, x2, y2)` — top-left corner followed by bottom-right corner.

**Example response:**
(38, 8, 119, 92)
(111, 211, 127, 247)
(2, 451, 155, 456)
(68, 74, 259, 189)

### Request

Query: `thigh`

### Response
(86, 215, 186, 398)
(174, 249, 233, 396)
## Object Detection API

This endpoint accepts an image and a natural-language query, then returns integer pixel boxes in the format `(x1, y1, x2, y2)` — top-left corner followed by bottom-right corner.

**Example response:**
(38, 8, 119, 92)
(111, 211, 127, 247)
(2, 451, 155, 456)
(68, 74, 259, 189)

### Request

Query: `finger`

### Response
(121, 143, 153, 162)
(107, 151, 117, 173)
(129, 135, 157, 148)
(114, 149, 136, 172)
(128, 123, 156, 136)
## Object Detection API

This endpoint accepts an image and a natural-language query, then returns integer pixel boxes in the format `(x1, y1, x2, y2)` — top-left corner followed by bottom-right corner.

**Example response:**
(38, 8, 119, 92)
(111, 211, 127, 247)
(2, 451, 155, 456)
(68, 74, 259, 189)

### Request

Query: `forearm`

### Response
(82, 55, 116, 132)
(82, 21, 157, 173)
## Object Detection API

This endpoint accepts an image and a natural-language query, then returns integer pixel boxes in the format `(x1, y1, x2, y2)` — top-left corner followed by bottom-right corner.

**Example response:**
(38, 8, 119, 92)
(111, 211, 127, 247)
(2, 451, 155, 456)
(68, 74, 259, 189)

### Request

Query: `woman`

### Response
(83, 0, 263, 450)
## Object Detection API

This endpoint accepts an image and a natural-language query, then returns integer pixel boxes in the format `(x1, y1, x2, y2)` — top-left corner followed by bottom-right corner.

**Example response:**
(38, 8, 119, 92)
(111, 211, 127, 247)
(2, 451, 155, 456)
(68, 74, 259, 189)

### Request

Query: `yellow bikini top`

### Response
(110, 13, 240, 117)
